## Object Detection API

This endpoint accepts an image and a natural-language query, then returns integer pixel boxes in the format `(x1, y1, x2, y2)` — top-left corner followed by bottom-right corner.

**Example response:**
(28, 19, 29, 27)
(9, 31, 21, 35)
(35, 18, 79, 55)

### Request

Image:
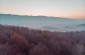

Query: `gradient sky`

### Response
(0, 0, 85, 19)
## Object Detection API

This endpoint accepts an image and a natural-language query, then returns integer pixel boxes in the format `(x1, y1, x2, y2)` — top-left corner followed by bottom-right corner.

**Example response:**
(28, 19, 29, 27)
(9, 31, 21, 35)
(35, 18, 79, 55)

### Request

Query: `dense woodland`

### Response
(0, 24, 85, 55)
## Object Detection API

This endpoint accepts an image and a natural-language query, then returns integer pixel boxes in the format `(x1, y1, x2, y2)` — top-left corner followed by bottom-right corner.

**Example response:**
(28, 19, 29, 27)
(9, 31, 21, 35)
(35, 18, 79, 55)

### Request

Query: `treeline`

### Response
(0, 24, 85, 55)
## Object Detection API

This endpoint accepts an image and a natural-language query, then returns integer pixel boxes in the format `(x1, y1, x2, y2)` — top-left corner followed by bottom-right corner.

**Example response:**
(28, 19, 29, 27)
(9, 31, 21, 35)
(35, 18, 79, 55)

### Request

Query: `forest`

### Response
(0, 24, 85, 55)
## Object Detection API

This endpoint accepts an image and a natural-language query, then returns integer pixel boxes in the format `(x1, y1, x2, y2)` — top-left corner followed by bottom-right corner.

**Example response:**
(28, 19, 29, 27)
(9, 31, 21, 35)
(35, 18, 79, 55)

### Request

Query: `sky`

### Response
(0, 0, 85, 19)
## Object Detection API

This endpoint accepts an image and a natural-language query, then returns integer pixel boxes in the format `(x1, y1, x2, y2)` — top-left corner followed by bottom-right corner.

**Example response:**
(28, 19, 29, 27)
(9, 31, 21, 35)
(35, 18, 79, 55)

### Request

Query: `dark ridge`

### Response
(77, 23, 85, 27)
(0, 24, 85, 55)
(0, 13, 73, 19)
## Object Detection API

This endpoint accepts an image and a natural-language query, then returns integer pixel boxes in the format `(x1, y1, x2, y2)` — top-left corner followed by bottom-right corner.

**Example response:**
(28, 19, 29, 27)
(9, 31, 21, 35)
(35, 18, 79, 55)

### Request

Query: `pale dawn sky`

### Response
(0, 0, 85, 19)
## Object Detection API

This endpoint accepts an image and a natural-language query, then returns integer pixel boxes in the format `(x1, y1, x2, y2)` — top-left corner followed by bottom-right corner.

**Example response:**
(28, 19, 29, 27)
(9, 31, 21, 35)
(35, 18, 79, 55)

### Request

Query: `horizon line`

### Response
(0, 13, 85, 20)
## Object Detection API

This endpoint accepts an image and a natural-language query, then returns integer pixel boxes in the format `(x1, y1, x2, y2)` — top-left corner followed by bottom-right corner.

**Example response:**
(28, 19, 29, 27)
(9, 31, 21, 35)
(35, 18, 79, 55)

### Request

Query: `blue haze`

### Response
(0, 14, 85, 32)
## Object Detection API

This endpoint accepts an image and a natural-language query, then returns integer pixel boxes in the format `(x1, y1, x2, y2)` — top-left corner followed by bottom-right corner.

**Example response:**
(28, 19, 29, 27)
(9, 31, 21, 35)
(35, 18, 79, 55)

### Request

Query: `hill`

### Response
(0, 24, 85, 55)
(0, 14, 85, 32)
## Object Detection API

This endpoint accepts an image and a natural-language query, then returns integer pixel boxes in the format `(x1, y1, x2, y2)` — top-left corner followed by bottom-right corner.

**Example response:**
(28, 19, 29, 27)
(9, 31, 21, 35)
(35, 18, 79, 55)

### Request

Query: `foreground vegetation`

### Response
(0, 24, 85, 55)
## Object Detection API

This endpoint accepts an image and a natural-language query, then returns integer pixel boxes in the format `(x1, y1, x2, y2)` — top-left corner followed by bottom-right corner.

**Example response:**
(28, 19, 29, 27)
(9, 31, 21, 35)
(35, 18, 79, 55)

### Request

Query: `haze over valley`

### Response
(0, 14, 85, 32)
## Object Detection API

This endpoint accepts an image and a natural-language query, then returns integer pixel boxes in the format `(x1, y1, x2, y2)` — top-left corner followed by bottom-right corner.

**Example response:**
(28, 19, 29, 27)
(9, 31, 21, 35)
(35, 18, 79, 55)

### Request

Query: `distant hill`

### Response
(0, 14, 85, 32)
(0, 14, 72, 19)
